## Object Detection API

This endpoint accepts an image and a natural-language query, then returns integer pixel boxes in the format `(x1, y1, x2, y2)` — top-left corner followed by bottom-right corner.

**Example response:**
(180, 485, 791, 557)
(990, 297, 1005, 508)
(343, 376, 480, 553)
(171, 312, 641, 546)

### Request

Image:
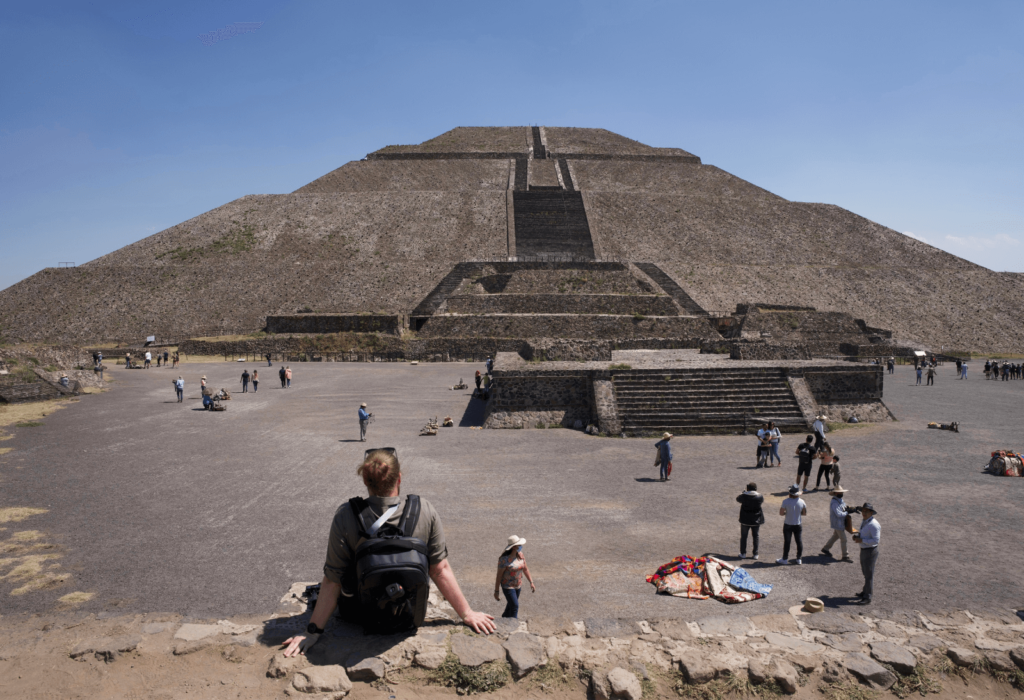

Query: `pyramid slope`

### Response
(0, 126, 1020, 351)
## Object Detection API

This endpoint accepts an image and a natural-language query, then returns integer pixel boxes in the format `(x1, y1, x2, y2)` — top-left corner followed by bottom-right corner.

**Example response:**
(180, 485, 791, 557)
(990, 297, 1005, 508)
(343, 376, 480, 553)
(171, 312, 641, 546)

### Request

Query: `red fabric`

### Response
(666, 461, 673, 477)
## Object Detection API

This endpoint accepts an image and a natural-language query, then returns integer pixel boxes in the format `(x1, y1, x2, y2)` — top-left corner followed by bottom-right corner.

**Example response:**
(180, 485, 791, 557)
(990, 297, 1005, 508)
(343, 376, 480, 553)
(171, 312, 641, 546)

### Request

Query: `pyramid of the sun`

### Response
(1, 126, 1021, 351)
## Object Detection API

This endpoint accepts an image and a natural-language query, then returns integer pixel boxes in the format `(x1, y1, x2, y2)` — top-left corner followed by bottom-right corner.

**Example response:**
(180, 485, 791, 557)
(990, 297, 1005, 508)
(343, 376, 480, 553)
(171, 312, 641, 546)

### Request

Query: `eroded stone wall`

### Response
(265, 315, 404, 335)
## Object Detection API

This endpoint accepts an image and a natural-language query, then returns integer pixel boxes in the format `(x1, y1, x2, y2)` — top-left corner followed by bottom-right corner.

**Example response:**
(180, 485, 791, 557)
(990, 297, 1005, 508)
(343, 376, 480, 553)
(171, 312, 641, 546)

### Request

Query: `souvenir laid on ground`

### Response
(985, 450, 1023, 477)
(928, 421, 959, 432)
(442, 416, 454, 427)
(450, 379, 468, 390)
(420, 417, 439, 436)
(646, 555, 772, 604)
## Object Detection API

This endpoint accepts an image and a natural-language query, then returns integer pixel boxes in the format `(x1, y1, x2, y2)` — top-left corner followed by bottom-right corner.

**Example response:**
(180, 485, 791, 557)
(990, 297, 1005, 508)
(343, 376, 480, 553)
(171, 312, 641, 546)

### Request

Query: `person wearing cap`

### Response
(736, 482, 764, 560)
(494, 535, 535, 618)
(852, 503, 881, 605)
(358, 403, 372, 442)
(820, 487, 853, 562)
(776, 485, 807, 565)
(811, 416, 828, 450)
(655, 433, 673, 481)
(173, 376, 184, 403)
(58, 373, 69, 388)
(281, 448, 496, 658)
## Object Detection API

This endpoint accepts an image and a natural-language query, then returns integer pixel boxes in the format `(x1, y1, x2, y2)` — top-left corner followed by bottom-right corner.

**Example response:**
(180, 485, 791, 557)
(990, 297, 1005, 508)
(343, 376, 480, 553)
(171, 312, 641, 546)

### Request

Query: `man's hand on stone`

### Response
(462, 610, 496, 635)
(281, 632, 319, 657)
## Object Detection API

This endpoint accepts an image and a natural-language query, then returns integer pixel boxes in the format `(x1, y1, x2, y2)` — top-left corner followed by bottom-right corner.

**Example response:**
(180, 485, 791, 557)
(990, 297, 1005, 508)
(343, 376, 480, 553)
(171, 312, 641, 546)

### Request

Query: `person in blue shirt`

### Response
(852, 503, 881, 605)
(654, 433, 673, 481)
(358, 403, 372, 442)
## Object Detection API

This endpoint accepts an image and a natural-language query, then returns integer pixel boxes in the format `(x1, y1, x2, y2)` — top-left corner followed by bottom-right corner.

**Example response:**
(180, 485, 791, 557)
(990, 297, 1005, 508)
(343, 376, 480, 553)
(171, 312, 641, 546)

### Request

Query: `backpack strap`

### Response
(397, 495, 421, 538)
(349, 497, 375, 538)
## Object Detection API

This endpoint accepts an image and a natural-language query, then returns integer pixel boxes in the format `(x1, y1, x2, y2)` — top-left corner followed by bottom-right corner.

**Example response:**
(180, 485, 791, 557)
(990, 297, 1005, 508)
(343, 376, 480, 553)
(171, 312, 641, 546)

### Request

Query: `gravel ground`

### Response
(1, 361, 1021, 621)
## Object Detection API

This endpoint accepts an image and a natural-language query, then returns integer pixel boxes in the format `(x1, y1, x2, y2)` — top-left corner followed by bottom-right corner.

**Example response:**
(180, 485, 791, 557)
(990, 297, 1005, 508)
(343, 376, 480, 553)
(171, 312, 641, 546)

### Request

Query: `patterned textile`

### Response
(986, 452, 1023, 477)
(498, 552, 525, 588)
(646, 555, 768, 604)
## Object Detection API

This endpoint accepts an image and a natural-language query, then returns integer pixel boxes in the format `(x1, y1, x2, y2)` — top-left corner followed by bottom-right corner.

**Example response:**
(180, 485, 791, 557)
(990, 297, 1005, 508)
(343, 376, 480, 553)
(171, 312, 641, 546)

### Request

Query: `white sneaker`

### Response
(738, 554, 746, 560)
(794, 559, 802, 565)
(752, 555, 759, 560)
(776, 558, 788, 565)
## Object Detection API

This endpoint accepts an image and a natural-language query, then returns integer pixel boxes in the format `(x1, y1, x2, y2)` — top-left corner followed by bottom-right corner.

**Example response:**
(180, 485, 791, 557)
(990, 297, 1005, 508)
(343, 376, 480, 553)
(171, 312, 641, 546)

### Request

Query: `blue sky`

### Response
(2, 1, 1022, 290)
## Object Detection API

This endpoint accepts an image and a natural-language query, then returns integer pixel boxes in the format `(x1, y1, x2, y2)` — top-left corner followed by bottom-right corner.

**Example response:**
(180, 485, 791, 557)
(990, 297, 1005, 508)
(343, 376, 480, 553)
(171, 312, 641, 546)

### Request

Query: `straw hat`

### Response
(503, 535, 526, 552)
(201, 375, 207, 380)
(662, 432, 673, 439)
(802, 598, 824, 613)
(829, 486, 848, 495)
(360, 402, 367, 408)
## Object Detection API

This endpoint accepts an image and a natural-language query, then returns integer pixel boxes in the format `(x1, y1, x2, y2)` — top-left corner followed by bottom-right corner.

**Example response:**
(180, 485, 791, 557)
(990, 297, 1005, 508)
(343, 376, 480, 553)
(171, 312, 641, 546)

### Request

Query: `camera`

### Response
(848, 506, 862, 514)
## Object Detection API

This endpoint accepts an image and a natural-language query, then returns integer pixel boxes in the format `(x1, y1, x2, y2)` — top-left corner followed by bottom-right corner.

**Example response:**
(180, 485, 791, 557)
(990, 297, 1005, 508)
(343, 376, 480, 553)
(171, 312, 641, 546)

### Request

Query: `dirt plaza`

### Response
(1, 360, 1022, 622)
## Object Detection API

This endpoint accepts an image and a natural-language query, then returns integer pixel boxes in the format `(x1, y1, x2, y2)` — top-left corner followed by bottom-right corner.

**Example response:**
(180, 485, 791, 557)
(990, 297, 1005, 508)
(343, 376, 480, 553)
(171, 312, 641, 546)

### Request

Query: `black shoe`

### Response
(820, 549, 833, 558)
(856, 597, 872, 605)
(855, 591, 865, 599)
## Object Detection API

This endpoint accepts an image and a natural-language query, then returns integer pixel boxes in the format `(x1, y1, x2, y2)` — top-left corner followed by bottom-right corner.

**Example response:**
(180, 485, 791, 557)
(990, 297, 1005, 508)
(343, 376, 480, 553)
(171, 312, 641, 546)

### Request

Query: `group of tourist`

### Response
(984, 360, 1022, 380)
(119, 350, 179, 369)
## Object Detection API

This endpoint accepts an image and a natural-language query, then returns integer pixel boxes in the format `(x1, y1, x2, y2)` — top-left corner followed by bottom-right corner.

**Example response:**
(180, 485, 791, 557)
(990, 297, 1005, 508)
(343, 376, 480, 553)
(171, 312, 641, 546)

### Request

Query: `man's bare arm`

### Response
(282, 577, 341, 657)
(431, 559, 495, 634)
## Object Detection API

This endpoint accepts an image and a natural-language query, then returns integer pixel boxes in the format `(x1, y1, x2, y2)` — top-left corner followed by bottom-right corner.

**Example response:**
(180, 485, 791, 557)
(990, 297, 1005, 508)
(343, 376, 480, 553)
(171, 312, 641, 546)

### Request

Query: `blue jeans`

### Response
(660, 461, 671, 480)
(770, 440, 781, 465)
(175, 388, 183, 402)
(242, 380, 249, 393)
(501, 587, 521, 618)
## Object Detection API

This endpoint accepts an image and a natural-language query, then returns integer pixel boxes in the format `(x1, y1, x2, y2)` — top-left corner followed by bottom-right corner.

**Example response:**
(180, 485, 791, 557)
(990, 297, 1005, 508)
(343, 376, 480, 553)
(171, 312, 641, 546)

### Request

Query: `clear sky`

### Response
(2, 1, 1022, 291)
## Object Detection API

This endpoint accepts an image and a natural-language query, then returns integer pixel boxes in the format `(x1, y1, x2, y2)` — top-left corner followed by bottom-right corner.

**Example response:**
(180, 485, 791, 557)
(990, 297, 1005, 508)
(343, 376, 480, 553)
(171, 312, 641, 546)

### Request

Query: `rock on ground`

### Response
(608, 667, 643, 700)
(869, 641, 917, 675)
(787, 654, 820, 673)
(697, 615, 753, 637)
(1011, 648, 1024, 671)
(651, 619, 693, 640)
(346, 656, 385, 681)
(769, 658, 799, 694)
(414, 649, 447, 670)
(69, 636, 141, 663)
(292, 666, 353, 694)
(173, 623, 221, 641)
(845, 652, 897, 690)
(907, 634, 945, 652)
(451, 633, 503, 667)
(591, 668, 612, 700)
(503, 633, 546, 679)
(984, 651, 1016, 673)
(947, 647, 979, 667)
(267, 653, 307, 679)
(802, 613, 870, 635)
(586, 619, 642, 638)
(750, 614, 800, 635)
(526, 616, 576, 637)
(764, 632, 824, 654)
(675, 650, 714, 684)
(747, 657, 768, 685)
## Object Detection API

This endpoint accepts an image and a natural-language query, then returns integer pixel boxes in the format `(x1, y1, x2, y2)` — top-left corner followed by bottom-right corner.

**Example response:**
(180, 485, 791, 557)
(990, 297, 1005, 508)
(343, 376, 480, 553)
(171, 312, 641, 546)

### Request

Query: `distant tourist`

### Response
(814, 442, 835, 491)
(155, 353, 161, 367)
(915, 365, 922, 385)
(200, 375, 207, 391)
(172, 352, 179, 368)
(251, 369, 259, 392)
(359, 402, 372, 441)
(266, 352, 272, 366)
(852, 502, 881, 605)
(767, 421, 782, 467)
(279, 365, 287, 388)
(92, 351, 100, 367)
(475, 370, 482, 395)
(144, 351, 152, 369)
(285, 366, 292, 388)
(494, 535, 535, 619)
(812, 415, 827, 449)
(831, 455, 842, 489)
(125, 352, 132, 368)
(736, 482, 764, 560)
(776, 485, 807, 565)
(240, 369, 250, 393)
(926, 365, 935, 386)
(955, 358, 962, 376)
(960, 361, 968, 380)
(887, 357, 895, 374)
(173, 376, 184, 403)
(820, 486, 853, 562)
(163, 351, 169, 366)
(795, 435, 815, 491)
(755, 425, 771, 469)
(654, 432, 673, 481)
(485, 356, 493, 374)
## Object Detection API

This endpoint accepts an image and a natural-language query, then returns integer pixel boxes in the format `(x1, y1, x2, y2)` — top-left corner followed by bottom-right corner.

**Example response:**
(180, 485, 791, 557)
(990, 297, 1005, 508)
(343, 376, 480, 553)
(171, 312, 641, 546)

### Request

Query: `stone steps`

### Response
(513, 191, 595, 260)
(634, 263, 708, 316)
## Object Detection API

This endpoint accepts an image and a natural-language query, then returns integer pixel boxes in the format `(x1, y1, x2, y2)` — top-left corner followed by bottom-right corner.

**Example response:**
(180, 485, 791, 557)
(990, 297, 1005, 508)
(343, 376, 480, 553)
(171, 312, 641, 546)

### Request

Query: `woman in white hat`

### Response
(493, 535, 535, 618)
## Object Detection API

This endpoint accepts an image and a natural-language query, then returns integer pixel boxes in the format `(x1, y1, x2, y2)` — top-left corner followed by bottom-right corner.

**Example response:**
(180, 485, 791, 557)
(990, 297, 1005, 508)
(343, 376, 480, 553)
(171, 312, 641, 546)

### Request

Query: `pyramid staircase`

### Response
(612, 367, 807, 435)
(512, 191, 595, 260)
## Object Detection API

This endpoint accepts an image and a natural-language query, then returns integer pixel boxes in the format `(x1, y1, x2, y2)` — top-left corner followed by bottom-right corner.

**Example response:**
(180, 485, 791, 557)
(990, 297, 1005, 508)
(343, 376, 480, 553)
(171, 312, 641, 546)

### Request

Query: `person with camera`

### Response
(736, 482, 764, 560)
(852, 503, 880, 605)
(776, 485, 807, 565)
(281, 448, 495, 657)
(358, 402, 372, 442)
(820, 486, 854, 562)
(794, 435, 815, 490)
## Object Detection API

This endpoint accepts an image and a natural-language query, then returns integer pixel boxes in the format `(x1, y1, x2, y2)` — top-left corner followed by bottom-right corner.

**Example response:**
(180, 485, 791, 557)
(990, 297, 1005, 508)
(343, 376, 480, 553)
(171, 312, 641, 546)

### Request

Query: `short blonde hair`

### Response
(357, 449, 401, 496)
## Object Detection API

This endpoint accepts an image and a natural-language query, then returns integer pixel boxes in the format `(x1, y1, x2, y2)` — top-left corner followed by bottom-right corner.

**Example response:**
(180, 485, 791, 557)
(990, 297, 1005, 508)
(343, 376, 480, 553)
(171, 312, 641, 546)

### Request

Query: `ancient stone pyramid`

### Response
(1, 126, 1021, 351)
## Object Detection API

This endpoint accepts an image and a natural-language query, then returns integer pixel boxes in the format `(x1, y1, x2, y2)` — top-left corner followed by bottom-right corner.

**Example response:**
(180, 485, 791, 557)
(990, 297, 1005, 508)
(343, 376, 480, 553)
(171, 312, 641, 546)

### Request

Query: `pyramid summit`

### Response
(1, 125, 1021, 352)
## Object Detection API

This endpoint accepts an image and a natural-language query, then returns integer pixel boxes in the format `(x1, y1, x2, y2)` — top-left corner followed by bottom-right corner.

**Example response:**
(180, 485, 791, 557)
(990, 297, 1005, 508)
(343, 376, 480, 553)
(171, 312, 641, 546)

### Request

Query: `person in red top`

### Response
(493, 535, 535, 618)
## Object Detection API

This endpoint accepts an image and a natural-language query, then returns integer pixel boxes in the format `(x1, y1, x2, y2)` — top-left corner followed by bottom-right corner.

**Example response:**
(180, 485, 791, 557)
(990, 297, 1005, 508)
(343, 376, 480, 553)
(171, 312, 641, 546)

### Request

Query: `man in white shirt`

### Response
(852, 502, 881, 605)
(776, 486, 807, 565)
(811, 416, 827, 449)
(144, 351, 152, 369)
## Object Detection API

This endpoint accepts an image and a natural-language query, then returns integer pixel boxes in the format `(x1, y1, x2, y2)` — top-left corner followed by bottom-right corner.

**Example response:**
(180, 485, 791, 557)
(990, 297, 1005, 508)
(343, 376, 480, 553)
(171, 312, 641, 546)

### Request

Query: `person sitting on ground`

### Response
(281, 449, 495, 657)
(736, 482, 764, 560)
(494, 535, 535, 619)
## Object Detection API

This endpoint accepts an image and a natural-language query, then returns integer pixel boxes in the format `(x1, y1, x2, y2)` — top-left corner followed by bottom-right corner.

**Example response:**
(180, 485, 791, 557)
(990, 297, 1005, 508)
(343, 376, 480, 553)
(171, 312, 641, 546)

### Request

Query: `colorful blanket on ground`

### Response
(646, 555, 769, 603)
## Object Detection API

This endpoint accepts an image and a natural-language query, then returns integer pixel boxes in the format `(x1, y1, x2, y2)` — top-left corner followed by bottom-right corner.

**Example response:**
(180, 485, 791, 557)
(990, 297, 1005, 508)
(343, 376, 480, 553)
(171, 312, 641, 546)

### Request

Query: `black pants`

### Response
(783, 524, 803, 560)
(814, 433, 824, 450)
(815, 464, 832, 489)
(860, 546, 878, 600)
(740, 525, 759, 556)
(280, 377, 286, 387)
(926, 376, 934, 385)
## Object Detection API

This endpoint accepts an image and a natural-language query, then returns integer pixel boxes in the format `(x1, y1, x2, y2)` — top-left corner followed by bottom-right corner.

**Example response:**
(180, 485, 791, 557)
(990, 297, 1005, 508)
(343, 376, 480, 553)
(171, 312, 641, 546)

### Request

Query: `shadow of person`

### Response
(818, 594, 862, 609)
(634, 477, 662, 483)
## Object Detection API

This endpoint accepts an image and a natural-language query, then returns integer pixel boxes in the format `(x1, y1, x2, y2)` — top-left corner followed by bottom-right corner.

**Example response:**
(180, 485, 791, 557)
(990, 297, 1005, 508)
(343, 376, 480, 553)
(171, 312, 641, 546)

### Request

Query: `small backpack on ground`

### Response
(349, 495, 430, 633)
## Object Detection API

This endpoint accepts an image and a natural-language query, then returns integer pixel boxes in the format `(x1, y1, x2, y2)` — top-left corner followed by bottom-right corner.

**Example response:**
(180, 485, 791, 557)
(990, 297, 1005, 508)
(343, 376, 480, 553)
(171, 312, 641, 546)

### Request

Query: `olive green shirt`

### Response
(323, 495, 448, 586)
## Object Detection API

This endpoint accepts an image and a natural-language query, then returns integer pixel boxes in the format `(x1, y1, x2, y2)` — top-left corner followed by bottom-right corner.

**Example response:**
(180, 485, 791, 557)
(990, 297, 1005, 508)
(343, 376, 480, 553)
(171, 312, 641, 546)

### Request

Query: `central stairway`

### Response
(513, 191, 595, 259)
(612, 368, 806, 435)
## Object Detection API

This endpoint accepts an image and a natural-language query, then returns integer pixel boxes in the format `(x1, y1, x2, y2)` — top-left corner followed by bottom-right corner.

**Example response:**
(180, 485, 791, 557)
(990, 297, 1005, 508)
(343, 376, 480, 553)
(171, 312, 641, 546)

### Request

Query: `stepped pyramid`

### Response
(1, 126, 1022, 352)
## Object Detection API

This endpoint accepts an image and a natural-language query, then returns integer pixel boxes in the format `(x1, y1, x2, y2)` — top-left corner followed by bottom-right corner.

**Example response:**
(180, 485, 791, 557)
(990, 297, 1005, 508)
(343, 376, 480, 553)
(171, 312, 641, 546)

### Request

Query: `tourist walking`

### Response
(768, 421, 782, 467)
(814, 442, 835, 491)
(173, 376, 184, 403)
(359, 403, 372, 442)
(654, 432, 673, 481)
(915, 365, 922, 385)
(485, 356, 493, 374)
(776, 485, 807, 565)
(145, 351, 152, 369)
(955, 358, 962, 377)
(279, 365, 287, 388)
(125, 352, 132, 368)
(251, 369, 259, 392)
(172, 352, 179, 368)
(812, 416, 827, 449)
(494, 535, 535, 618)
(852, 503, 881, 604)
(755, 427, 771, 469)
(475, 370, 482, 396)
(830, 455, 842, 489)
(820, 487, 853, 562)
(163, 351, 169, 367)
(736, 482, 764, 560)
(926, 366, 935, 386)
(887, 357, 895, 374)
(156, 353, 161, 367)
(266, 353, 272, 366)
(795, 435, 815, 491)
(960, 362, 967, 380)
(240, 369, 250, 393)
(285, 366, 292, 388)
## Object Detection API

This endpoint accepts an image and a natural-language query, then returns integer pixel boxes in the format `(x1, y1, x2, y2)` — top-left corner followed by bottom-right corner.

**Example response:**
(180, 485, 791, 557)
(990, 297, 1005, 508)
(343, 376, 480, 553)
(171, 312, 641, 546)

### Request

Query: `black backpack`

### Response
(349, 495, 430, 633)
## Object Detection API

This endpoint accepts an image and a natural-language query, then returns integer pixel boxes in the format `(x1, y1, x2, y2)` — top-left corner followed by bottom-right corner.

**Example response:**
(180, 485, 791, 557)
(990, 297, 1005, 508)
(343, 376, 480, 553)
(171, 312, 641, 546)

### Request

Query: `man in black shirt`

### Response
(794, 435, 815, 492)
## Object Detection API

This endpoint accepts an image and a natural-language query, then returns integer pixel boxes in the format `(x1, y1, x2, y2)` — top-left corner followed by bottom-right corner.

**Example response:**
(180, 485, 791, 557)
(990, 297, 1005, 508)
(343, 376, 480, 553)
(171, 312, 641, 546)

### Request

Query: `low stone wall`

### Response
(729, 341, 812, 360)
(483, 373, 593, 429)
(418, 315, 718, 340)
(443, 293, 678, 316)
(803, 368, 883, 402)
(818, 400, 896, 423)
(265, 315, 404, 335)
(0, 345, 93, 371)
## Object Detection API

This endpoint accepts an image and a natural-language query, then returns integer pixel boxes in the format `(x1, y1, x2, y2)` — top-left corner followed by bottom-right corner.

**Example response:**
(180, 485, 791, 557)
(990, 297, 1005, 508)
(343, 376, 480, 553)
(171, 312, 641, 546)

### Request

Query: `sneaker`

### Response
(752, 555, 759, 560)
(840, 557, 854, 563)
(793, 559, 802, 565)
(776, 558, 788, 565)
(738, 554, 746, 560)
(820, 549, 833, 558)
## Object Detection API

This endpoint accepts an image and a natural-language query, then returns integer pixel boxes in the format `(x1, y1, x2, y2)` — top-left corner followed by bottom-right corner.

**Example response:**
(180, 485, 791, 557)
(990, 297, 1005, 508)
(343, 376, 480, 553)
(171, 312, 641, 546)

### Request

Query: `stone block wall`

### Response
(418, 315, 718, 340)
(442, 294, 678, 316)
(728, 341, 812, 360)
(483, 374, 593, 428)
(802, 368, 883, 402)
(265, 315, 404, 335)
